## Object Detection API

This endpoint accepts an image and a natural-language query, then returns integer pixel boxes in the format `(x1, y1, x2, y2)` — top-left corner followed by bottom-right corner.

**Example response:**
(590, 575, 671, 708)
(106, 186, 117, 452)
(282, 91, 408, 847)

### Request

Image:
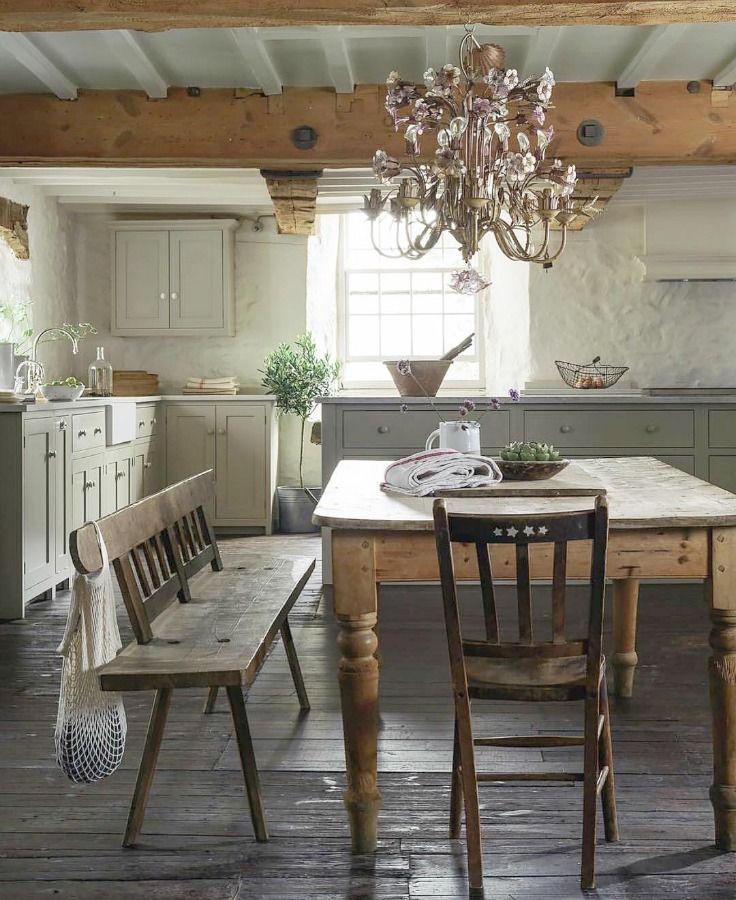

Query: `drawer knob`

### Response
(78, 429, 87, 437)
(94, 427, 102, 435)
(217, 428, 226, 435)
(159, 292, 167, 301)
(58, 420, 67, 431)
(377, 425, 390, 434)
(84, 480, 95, 490)
(206, 428, 215, 436)
(138, 420, 145, 428)
(645, 424, 659, 434)
(47, 450, 57, 459)
(151, 418, 157, 425)
(144, 462, 152, 469)
(116, 471, 126, 479)
(560, 425, 572, 434)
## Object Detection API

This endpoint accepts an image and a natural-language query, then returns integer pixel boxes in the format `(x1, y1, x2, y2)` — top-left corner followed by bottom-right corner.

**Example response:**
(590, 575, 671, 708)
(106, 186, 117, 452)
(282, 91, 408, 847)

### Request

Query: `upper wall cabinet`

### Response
(111, 220, 237, 337)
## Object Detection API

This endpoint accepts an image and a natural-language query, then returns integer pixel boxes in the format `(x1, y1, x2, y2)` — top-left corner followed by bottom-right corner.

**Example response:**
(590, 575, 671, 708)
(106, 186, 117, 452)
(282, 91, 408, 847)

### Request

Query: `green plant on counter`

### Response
(260, 333, 341, 490)
(501, 441, 561, 462)
(45, 376, 84, 387)
(0, 302, 33, 355)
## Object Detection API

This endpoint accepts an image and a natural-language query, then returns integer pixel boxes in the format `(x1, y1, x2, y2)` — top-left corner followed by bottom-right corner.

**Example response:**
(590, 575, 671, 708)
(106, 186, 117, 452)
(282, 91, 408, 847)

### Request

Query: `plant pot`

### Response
(384, 359, 453, 397)
(277, 486, 322, 534)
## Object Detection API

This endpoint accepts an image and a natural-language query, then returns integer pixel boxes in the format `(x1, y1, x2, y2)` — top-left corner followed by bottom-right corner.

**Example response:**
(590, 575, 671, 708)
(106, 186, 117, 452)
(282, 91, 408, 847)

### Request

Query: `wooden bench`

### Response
(70, 470, 314, 848)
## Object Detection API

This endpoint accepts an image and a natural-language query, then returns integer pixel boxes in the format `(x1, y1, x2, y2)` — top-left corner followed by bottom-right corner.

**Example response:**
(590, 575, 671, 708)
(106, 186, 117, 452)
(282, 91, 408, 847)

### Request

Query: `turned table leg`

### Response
(708, 527, 736, 851)
(612, 578, 640, 698)
(332, 531, 382, 853)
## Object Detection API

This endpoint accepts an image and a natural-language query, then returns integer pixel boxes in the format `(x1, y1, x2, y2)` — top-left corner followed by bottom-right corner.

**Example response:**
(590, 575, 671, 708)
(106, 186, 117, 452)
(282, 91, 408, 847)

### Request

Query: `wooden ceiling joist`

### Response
(0, 1, 733, 30)
(262, 170, 321, 235)
(0, 82, 733, 168)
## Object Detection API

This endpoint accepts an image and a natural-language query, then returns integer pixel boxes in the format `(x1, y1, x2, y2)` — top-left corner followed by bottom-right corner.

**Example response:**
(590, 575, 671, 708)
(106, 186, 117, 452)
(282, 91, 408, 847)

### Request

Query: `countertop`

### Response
(0, 394, 277, 413)
(320, 393, 736, 406)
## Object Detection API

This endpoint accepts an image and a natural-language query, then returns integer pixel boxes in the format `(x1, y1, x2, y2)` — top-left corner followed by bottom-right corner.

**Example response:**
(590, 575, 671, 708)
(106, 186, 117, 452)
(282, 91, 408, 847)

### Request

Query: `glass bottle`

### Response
(88, 346, 113, 397)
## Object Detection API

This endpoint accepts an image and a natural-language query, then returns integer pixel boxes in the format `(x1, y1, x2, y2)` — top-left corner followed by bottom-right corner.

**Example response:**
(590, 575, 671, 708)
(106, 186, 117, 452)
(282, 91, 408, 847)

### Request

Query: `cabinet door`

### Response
(132, 444, 146, 503)
(169, 229, 224, 331)
(23, 417, 56, 590)
(166, 405, 215, 485)
(114, 230, 170, 332)
(215, 404, 266, 522)
(71, 455, 104, 531)
(142, 437, 164, 498)
(114, 451, 133, 511)
(54, 416, 71, 576)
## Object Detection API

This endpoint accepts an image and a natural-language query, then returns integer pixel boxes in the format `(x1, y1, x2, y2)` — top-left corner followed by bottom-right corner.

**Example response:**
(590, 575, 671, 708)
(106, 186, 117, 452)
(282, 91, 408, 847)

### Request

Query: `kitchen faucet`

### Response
(14, 325, 85, 395)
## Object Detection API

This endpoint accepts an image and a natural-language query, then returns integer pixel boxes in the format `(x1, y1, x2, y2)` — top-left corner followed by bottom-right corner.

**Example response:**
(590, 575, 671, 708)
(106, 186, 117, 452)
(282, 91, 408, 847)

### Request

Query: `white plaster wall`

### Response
(73, 215, 321, 486)
(528, 204, 736, 387)
(0, 178, 76, 378)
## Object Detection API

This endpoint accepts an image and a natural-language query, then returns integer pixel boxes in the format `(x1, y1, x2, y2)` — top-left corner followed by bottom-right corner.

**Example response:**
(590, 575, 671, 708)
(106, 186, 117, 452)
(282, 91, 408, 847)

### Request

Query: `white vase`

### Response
(425, 420, 481, 454)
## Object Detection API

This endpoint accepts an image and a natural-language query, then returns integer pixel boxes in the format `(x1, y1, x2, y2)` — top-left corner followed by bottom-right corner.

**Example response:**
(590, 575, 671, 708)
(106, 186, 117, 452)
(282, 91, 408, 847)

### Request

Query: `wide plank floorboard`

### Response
(0, 533, 733, 898)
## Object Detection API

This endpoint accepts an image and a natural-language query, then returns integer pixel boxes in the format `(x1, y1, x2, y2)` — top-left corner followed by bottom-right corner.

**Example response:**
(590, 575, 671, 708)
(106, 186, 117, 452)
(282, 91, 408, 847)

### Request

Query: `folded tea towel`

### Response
(382, 448, 503, 497)
(185, 376, 238, 387)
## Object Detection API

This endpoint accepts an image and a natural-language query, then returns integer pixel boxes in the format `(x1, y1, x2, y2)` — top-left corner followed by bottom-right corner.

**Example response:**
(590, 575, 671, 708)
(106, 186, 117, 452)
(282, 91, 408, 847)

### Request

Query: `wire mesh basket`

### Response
(555, 356, 629, 390)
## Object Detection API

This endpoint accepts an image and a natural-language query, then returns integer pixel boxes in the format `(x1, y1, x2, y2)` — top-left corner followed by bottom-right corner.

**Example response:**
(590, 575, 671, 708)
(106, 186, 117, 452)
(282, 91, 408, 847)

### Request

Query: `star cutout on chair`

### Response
(506, 526, 518, 538)
(538, 526, 549, 535)
(493, 527, 503, 537)
(523, 525, 535, 537)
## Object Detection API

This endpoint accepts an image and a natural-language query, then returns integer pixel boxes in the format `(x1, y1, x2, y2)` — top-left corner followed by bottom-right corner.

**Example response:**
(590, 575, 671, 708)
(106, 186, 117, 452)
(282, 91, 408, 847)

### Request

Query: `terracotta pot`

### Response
(384, 360, 453, 397)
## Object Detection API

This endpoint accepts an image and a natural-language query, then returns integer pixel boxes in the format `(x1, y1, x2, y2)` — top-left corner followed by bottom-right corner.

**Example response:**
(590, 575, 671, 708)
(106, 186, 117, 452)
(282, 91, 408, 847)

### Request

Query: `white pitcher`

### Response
(425, 420, 481, 454)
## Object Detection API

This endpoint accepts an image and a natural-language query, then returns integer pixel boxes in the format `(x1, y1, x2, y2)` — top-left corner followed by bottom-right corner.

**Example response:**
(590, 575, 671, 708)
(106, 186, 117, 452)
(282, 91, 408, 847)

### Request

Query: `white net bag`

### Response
(55, 522, 127, 783)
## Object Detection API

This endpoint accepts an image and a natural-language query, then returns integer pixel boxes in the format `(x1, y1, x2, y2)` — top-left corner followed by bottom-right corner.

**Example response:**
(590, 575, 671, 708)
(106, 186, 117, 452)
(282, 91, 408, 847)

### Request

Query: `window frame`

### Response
(336, 215, 485, 390)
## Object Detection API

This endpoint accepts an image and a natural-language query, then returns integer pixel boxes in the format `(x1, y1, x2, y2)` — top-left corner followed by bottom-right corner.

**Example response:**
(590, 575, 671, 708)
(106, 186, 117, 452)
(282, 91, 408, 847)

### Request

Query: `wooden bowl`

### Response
(496, 458, 570, 481)
(384, 360, 452, 397)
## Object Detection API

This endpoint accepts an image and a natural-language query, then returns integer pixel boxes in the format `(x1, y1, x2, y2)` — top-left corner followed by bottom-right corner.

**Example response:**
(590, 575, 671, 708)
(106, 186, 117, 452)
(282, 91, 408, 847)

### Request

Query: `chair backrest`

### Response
(433, 495, 609, 683)
(70, 471, 221, 645)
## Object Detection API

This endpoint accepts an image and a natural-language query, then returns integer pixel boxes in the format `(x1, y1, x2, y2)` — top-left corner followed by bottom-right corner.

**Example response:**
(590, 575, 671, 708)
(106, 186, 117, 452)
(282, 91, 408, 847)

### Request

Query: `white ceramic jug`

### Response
(425, 420, 481, 454)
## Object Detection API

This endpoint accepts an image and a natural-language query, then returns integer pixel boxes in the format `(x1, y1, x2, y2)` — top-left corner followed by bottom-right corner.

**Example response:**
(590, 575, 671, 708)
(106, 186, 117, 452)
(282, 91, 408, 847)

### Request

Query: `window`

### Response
(337, 213, 484, 388)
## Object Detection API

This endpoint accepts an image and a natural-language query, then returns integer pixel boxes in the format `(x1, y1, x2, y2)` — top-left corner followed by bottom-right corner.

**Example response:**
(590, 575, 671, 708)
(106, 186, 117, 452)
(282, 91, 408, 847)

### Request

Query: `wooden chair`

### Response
(433, 494, 618, 893)
(70, 471, 313, 848)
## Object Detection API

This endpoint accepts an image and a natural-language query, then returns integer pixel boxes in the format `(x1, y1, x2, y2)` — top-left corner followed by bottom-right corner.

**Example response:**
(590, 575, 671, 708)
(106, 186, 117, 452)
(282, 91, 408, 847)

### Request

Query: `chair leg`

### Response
(226, 683, 269, 842)
(455, 696, 483, 893)
(281, 617, 310, 712)
(450, 716, 463, 839)
(203, 686, 219, 714)
(123, 687, 172, 848)
(581, 690, 600, 890)
(599, 675, 619, 842)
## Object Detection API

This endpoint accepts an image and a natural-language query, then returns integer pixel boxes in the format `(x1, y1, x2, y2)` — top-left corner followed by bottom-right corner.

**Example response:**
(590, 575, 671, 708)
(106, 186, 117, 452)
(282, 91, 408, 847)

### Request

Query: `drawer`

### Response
(135, 404, 160, 439)
(72, 410, 106, 454)
(709, 410, 736, 448)
(524, 409, 694, 448)
(343, 409, 511, 451)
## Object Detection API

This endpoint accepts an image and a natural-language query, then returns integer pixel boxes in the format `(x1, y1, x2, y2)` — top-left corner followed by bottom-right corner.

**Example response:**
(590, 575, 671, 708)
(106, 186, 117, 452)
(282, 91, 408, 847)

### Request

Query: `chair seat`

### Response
(466, 654, 603, 703)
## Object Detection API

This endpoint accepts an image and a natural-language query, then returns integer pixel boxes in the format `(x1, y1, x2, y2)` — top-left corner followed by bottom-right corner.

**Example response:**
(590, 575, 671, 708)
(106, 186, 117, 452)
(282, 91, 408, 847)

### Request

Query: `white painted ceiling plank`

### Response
(103, 30, 168, 99)
(0, 32, 77, 99)
(230, 27, 282, 96)
(616, 24, 689, 90)
(713, 52, 736, 87)
(523, 27, 564, 75)
(318, 26, 354, 93)
(425, 27, 449, 70)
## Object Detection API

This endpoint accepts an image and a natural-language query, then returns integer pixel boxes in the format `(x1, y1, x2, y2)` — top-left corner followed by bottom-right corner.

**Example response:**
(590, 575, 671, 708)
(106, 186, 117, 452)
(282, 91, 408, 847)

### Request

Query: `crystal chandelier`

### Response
(364, 26, 590, 290)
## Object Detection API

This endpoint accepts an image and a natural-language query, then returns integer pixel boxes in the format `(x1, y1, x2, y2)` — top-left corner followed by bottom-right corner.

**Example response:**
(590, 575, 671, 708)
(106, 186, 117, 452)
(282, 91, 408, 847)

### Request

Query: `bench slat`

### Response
(99, 554, 315, 691)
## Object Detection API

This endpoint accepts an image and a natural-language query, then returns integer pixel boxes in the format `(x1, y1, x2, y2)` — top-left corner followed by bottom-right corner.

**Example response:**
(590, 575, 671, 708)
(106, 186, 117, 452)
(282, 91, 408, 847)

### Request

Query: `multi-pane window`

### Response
(338, 213, 483, 387)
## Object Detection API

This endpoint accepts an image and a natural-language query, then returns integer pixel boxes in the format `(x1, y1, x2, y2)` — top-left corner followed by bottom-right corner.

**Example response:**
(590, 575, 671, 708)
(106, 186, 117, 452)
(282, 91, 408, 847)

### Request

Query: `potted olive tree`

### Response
(261, 333, 341, 533)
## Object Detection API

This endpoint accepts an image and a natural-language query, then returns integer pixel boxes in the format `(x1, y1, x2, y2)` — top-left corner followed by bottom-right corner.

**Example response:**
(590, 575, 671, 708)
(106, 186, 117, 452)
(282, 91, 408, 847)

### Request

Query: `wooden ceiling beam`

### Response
(0, 1, 734, 30)
(0, 82, 733, 168)
(552, 168, 631, 231)
(261, 170, 321, 235)
(103, 30, 168, 99)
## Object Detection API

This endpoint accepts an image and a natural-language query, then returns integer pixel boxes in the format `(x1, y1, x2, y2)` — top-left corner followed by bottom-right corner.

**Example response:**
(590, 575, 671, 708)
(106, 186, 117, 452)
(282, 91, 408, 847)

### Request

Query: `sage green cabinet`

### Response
(165, 403, 216, 486)
(54, 416, 72, 577)
(71, 453, 105, 532)
(709, 456, 736, 494)
(102, 446, 134, 515)
(23, 417, 57, 591)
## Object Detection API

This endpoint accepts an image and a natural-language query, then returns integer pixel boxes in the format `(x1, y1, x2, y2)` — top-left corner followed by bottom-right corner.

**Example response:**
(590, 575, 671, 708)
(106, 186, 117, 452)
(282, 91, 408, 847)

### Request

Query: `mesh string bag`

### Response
(55, 522, 127, 783)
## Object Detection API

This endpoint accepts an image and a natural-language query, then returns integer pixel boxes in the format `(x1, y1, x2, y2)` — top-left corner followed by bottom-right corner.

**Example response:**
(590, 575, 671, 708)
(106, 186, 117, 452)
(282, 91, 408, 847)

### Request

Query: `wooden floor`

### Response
(1, 534, 735, 898)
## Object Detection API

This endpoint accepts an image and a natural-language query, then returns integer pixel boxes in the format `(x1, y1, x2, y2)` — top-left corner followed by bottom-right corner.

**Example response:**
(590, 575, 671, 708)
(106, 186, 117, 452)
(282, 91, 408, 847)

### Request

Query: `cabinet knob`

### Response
(560, 425, 572, 434)
(159, 292, 167, 301)
(138, 420, 145, 428)
(377, 425, 390, 434)
(94, 427, 102, 435)
(217, 428, 226, 435)
(151, 418, 157, 425)
(78, 429, 87, 437)
(171, 292, 178, 301)
(116, 471, 126, 479)
(206, 428, 215, 436)
(144, 462, 152, 469)
(84, 480, 95, 490)
(58, 420, 67, 431)
(645, 424, 659, 434)
(47, 450, 57, 459)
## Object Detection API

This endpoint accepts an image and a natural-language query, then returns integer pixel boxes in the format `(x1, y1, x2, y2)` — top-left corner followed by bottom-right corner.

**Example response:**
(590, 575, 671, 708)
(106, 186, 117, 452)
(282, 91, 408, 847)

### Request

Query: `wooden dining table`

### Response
(313, 456, 736, 856)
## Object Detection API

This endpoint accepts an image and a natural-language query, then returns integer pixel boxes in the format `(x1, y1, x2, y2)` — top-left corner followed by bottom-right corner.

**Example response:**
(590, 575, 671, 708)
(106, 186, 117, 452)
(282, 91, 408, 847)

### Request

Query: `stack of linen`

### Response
(382, 448, 502, 496)
(182, 376, 239, 396)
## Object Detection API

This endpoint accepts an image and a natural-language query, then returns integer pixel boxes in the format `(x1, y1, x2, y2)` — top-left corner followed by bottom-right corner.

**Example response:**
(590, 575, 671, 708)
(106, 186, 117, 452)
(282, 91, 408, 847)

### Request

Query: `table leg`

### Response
(612, 578, 640, 698)
(708, 527, 736, 851)
(332, 532, 381, 853)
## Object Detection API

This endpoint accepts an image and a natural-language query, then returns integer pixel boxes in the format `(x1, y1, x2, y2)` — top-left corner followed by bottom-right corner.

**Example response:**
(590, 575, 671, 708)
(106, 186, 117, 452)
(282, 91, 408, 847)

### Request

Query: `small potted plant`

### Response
(261, 333, 341, 533)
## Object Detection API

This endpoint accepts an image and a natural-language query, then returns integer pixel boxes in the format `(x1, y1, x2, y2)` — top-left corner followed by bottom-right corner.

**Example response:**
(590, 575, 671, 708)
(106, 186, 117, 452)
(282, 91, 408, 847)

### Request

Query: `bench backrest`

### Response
(70, 470, 222, 645)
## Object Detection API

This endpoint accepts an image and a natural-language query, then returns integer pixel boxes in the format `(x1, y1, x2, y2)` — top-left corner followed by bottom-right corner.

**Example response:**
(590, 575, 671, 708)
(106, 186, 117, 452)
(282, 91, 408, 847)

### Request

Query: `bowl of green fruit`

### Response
(497, 442, 569, 481)
(40, 377, 85, 402)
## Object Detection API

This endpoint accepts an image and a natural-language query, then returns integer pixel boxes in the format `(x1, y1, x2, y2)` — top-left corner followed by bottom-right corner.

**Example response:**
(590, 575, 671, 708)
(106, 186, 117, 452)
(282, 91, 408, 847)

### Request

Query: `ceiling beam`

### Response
(261, 170, 321, 235)
(0, 197, 29, 258)
(103, 30, 168, 99)
(523, 27, 564, 75)
(0, 33, 77, 99)
(0, 82, 733, 168)
(552, 168, 631, 231)
(318, 26, 354, 94)
(230, 27, 282, 96)
(713, 53, 736, 88)
(0, 1, 733, 30)
(616, 24, 689, 91)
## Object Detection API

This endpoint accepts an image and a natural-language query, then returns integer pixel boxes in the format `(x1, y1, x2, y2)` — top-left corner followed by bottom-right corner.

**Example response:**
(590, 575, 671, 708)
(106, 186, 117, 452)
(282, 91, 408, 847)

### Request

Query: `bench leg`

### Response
(281, 617, 310, 712)
(203, 686, 219, 714)
(226, 684, 269, 842)
(123, 687, 172, 848)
